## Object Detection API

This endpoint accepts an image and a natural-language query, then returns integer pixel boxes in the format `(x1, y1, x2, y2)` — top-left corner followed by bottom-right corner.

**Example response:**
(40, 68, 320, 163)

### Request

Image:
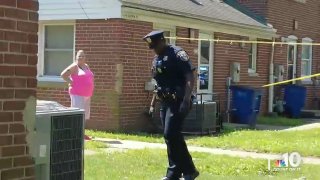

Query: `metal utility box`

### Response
(274, 65, 284, 82)
(145, 79, 156, 91)
(230, 62, 240, 83)
(34, 100, 85, 180)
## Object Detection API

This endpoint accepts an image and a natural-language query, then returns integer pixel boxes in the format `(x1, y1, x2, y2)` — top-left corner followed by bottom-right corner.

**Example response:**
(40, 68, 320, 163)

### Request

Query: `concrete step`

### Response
(301, 110, 320, 118)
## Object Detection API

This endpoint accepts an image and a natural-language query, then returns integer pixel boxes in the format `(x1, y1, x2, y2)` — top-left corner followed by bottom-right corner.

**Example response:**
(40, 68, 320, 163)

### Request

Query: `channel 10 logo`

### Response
(270, 152, 302, 171)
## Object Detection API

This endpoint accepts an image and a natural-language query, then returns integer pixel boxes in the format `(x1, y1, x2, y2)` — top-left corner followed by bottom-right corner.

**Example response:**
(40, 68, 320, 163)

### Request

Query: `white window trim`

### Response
(301, 37, 313, 83)
(248, 37, 257, 74)
(37, 21, 76, 82)
(197, 32, 214, 100)
(153, 23, 176, 45)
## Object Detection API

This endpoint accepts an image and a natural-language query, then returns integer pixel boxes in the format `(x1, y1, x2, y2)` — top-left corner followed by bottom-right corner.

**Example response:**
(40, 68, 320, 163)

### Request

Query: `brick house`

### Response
(0, 0, 38, 179)
(237, 0, 320, 110)
(36, 0, 281, 131)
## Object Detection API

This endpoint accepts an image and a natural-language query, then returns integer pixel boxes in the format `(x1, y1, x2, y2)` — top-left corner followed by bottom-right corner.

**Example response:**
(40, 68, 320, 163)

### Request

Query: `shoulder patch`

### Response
(177, 51, 189, 61)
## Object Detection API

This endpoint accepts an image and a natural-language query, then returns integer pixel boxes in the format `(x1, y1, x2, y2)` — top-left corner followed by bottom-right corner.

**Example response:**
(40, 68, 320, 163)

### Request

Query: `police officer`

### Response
(143, 30, 199, 180)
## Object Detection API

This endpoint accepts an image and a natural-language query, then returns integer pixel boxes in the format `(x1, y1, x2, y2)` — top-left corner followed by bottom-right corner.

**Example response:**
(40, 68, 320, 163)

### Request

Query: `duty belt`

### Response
(156, 87, 178, 102)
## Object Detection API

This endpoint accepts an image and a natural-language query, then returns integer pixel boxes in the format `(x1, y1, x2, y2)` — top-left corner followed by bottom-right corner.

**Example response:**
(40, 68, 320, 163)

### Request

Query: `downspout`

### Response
(268, 38, 276, 113)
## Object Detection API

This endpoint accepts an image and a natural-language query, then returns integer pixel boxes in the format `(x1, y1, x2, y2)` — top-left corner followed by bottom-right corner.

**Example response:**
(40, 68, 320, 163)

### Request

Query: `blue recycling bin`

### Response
(284, 85, 307, 118)
(230, 86, 262, 126)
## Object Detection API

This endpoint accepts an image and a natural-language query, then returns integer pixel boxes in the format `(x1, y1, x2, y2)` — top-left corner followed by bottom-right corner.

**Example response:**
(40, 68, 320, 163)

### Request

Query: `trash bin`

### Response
(230, 86, 262, 127)
(284, 85, 307, 118)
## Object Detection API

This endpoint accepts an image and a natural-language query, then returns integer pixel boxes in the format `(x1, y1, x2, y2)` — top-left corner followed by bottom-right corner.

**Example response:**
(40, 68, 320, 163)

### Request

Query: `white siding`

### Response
(39, 0, 122, 20)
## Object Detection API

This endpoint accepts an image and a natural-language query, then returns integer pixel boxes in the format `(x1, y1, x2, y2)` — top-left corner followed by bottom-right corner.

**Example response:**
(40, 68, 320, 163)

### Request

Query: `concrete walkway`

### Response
(86, 138, 320, 165)
(224, 121, 320, 131)
(282, 123, 320, 131)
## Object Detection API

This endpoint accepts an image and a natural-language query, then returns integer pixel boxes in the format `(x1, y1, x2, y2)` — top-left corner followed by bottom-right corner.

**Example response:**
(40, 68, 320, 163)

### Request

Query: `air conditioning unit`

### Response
(33, 100, 85, 180)
(182, 101, 218, 134)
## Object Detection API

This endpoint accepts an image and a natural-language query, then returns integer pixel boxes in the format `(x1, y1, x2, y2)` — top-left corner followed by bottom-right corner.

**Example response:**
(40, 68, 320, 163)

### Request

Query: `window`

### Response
(153, 23, 176, 45)
(301, 38, 313, 79)
(248, 38, 257, 73)
(38, 23, 75, 79)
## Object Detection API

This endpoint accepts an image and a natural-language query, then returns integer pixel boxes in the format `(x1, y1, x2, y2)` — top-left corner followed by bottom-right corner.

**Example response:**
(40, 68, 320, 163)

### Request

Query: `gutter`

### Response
(121, 2, 277, 37)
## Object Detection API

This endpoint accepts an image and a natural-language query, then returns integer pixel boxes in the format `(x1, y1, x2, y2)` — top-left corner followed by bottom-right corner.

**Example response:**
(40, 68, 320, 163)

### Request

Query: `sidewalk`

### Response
(224, 122, 320, 131)
(86, 138, 320, 165)
(282, 123, 320, 131)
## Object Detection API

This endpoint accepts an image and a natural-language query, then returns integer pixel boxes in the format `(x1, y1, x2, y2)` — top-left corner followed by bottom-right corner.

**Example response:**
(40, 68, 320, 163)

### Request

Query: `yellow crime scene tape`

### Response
(166, 36, 320, 46)
(165, 36, 320, 88)
(262, 73, 320, 87)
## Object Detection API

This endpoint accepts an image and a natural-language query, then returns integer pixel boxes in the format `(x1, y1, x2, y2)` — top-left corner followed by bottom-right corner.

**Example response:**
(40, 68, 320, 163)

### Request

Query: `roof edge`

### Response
(223, 0, 267, 25)
(121, 1, 276, 36)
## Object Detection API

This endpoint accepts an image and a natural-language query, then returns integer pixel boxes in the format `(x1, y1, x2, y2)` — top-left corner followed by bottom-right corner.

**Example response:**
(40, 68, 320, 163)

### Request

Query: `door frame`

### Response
(287, 35, 298, 84)
(197, 32, 214, 100)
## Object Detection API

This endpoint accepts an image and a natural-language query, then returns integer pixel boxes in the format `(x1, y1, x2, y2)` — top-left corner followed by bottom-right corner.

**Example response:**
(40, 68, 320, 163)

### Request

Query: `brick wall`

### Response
(0, 0, 38, 179)
(37, 20, 201, 131)
(37, 87, 69, 107)
(76, 19, 124, 130)
(37, 18, 274, 130)
(38, 19, 127, 130)
(267, 0, 320, 109)
(214, 33, 270, 116)
(117, 19, 154, 131)
(237, 0, 320, 110)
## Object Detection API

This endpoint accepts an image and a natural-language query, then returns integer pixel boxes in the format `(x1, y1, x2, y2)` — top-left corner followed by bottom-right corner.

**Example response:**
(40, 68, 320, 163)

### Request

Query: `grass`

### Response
(86, 128, 320, 157)
(84, 140, 107, 150)
(257, 116, 306, 126)
(84, 149, 320, 180)
(86, 130, 164, 143)
(186, 128, 320, 157)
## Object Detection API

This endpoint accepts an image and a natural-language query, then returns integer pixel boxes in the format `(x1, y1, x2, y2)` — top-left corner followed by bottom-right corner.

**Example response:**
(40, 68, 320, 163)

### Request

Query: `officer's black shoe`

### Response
(183, 170, 199, 180)
(162, 176, 182, 180)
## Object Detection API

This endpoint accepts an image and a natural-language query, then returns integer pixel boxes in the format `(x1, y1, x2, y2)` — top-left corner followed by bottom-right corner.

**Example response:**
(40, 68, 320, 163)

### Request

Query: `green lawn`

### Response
(84, 149, 320, 180)
(186, 128, 320, 157)
(84, 140, 107, 150)
(87, 128, 320, 157)
(257, 116, 305, 126)
(86, 130, 164, 143)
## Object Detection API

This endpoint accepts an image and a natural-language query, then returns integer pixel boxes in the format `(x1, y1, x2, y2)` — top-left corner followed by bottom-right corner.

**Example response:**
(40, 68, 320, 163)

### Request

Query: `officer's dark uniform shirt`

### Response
(152, 45, 195, 99)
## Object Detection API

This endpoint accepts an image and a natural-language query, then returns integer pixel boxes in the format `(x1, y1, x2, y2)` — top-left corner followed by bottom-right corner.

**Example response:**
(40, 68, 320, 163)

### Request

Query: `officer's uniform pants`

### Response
(160, 100, 196, 179)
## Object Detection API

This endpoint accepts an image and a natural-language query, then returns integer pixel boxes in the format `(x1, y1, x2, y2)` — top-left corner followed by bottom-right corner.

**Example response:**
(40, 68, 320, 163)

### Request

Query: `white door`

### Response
(287, 37, 297, 84)
(197, 32, 213, 101)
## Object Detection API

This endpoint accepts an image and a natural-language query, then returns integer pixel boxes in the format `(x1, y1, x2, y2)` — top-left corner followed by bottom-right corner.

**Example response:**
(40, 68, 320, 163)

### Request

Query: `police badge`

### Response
(177, 51, 189, 61)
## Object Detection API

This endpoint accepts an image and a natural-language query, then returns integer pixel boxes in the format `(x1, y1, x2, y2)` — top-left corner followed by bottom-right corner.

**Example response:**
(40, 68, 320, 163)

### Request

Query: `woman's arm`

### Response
(61, 63, 77, 84)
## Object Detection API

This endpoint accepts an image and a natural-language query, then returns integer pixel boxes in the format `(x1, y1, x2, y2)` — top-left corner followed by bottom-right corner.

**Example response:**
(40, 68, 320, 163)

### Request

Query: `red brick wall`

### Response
(37, 18, 274, 131)
(267, 0, 320, 109)
(76, 19, 124, 130)
(0, 0, 38, 179)
(37, 87, 69, 107)
(118, 25, 200, 130)
(37, 20, 203, 131)
(38, 19, 127, 130)
(237, 0, 320, 110)
(116, 19, 154, 130)
(214, 33, 270, 115)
